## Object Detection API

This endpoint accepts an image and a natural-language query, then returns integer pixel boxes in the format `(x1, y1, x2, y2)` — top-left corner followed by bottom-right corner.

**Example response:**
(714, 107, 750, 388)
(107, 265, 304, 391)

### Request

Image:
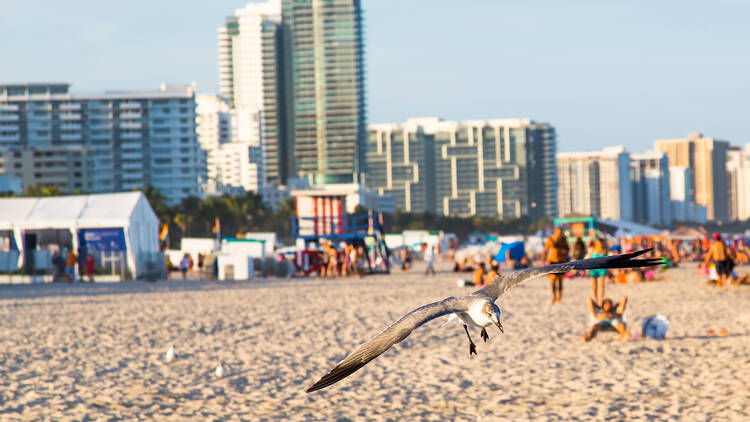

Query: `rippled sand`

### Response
(1, 262, 749, 420)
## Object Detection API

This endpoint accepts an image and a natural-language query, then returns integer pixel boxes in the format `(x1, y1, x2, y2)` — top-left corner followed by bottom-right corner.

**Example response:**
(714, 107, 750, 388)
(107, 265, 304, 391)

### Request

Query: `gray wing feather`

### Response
(307, 296, 467, 392)
(475, 249, 661, 300)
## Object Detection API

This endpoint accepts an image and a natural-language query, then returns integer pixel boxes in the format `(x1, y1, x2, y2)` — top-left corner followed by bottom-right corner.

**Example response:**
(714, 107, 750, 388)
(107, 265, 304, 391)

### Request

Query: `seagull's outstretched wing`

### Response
(475, 249, 662, 300)
(307, 296, 466, 393)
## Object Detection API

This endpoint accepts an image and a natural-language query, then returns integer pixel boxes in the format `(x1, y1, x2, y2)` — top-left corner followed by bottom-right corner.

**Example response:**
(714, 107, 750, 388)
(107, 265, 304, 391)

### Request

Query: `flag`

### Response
(212, 217, 220, 236)
(159, 224, 169, 241)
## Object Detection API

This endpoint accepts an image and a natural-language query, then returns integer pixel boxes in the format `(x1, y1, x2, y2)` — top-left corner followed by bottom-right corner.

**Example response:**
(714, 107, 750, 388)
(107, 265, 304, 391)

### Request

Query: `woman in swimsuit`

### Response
(588, 239, 608, 305)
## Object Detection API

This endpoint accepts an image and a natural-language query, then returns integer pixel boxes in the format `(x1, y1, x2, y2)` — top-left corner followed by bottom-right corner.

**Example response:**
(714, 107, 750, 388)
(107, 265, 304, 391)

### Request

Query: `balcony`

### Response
(60, 133, 82, 141)
(121, 151, 143, 161)
(59, 113, 82, 121)
(59, 103, 82, 111)
(0, 133, 21, 141)
(119, 132, 141, 140)
(119, 122, 142, 130)
(120, 139, 142, 148)
(120, 161, 144, 170)
(120, 112, 142, 119)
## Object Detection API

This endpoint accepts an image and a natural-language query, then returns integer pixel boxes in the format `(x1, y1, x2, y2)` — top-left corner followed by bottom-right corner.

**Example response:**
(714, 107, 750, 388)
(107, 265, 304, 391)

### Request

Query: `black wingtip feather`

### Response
(570, 249, 660, 271)
(307, 362, 367, 393)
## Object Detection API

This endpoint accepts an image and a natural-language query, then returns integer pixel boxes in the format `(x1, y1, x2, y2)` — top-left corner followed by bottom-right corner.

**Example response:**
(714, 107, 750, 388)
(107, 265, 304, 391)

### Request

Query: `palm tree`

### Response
(23, 185, 64, 197)
(136, 184, 172, 224)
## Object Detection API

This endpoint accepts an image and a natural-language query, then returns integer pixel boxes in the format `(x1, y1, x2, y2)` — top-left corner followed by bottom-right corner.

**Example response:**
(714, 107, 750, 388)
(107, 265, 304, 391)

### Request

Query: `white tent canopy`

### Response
(598, 219, 665, 238)
(0, 192, 159, 278)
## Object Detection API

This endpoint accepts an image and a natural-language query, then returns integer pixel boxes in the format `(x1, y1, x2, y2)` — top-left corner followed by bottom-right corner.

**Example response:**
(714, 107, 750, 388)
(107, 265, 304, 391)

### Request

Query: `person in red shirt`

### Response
(85, 254, 96, 283)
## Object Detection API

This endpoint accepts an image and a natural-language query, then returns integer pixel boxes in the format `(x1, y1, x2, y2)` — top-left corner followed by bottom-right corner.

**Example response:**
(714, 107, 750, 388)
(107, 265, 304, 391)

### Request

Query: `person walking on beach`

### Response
(401, 246, 412, 271)
(180, 253, 190, 280)
(423, 243, 436, 276)
(588, 239, 608, 304)
(702, 233, 734, 291)
(326, 243, 339, 277)
(85, 253, 96, 283)
(65, 246, 77, 283)
(543, 228, 570, 304)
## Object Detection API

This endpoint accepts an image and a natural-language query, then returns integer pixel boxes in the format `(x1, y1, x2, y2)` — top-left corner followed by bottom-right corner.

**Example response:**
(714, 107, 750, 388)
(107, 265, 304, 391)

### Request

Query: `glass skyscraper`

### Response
(281, 0, 366, 183)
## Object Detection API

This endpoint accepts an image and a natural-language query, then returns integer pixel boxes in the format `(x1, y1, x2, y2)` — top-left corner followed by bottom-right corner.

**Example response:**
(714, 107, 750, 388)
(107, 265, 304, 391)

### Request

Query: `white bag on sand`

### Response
(457, 279, 474, 287)
(641, 313, 669, 339)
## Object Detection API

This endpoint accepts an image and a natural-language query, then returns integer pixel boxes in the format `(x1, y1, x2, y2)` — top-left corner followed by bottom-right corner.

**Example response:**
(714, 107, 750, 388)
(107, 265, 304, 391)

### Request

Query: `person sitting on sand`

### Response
(484, 263, 498, 285)
(473, 262, 486, 286)
(583, 296, 631, 342)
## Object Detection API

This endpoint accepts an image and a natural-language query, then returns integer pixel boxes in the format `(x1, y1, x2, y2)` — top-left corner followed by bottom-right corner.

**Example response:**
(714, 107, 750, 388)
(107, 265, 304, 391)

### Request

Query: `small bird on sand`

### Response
(307, 249, 661, 392)
(215, 362, 227, 378)
(165, 345, 176, 363)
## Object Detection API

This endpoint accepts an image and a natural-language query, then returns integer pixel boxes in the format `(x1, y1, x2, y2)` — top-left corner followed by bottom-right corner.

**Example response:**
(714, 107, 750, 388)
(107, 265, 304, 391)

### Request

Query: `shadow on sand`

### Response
(0, 276, 321, 302)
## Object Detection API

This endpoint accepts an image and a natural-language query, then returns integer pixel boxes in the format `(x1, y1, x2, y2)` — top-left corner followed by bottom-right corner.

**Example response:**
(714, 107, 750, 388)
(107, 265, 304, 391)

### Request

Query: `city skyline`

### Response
(3, 1, 749, 152)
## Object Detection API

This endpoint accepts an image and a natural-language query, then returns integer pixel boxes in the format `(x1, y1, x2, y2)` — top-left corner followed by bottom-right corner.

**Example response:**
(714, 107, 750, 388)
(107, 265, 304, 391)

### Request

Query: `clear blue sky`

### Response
(2, 0, 749, 152)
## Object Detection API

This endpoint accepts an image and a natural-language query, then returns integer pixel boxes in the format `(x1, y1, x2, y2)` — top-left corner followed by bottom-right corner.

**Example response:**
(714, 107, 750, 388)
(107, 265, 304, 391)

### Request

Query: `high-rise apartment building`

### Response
(196, 94, 263, 194)
(366, 121, 434, 213)
(367, 118, 557, 219)
(654, 132, 730, 222)
(0, 83, 204, 204)
(0, 145, 93, 193)
(281, 0, 366, 183)
(218, 0, 289, 188)
(668, 167, 707, 224)
(630, 151, 671, 226)
(727, 144, 750, 221)
(557, 147, 633, 221)
(218, 0, 281, 144)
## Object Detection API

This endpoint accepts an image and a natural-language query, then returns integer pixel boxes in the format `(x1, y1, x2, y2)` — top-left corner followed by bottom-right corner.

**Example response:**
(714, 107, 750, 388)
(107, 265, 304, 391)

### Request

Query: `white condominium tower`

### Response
(556, 146, 633, 221)
(219, 0, 280, 144)
(218, 0, 287, 188)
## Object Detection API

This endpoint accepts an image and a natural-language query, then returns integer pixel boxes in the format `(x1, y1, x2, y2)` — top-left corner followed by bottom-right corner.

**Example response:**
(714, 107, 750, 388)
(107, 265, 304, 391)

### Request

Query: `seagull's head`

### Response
(482, 302, 503, 333)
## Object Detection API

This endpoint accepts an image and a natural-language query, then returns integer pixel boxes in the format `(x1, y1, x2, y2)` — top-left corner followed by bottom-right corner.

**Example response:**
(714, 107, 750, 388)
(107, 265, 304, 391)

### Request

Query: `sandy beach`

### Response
(1, 262, 749, 421)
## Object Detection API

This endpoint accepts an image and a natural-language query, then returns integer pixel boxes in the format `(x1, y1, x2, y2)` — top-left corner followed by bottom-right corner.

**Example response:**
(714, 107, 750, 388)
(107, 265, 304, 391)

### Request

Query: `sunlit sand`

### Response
(1, 262, 748, 420)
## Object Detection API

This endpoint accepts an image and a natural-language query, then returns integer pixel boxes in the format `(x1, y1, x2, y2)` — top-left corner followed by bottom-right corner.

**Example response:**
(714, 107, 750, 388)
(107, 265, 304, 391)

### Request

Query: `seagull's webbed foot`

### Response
(480, 327, 489, 343)
(464, 324, 478, 356)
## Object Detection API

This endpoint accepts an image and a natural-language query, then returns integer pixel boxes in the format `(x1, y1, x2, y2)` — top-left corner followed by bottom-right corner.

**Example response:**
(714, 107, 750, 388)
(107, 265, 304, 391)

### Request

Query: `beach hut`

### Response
(0, 192, 160, 279)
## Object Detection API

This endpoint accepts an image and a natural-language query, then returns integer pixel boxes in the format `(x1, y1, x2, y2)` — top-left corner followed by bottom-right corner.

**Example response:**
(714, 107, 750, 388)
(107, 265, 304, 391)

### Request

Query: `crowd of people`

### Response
(51, 245, 96, 283)
(318, 241, 367, 278)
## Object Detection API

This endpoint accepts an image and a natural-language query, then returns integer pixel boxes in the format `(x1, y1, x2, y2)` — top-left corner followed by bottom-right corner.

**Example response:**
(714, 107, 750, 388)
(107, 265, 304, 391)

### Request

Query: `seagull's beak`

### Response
(491, 312, 504, 333)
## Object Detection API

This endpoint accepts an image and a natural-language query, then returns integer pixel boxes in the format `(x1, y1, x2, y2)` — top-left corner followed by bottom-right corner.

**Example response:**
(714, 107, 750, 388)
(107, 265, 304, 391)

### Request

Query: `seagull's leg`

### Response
(463, 324, 477, 356)
(480, 327, 489, 343)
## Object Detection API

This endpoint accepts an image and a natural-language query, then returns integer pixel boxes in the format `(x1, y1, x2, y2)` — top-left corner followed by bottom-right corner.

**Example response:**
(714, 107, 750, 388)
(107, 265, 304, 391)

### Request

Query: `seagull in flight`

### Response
(307, 249, 660, 392)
